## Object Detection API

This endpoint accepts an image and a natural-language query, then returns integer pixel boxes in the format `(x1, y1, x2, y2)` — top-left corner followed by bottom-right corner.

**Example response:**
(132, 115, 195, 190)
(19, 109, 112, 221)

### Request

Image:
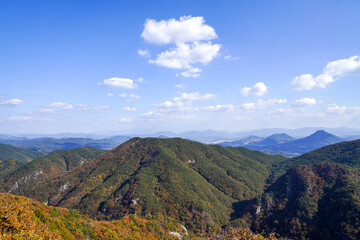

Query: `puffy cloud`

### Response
(242, 98, 287, 110)
(292, 56, 360, 90)
(107, 93, 113, 97)
(141, 16, 217, 45)
(293, 97, 317, 106)
(122, 107, 136, 112)
(142, 16, 221, 77)
(149, 42, 220, 69)
(7, 116, 33, 121)
(201, 104, 235, 112)
(138, 49, 150, 58)
(241, 82, 268, 96)
(77, 104, 109, 111)
(324, 56, 360, 76)
(46, 102, 73, 110)
(119, 93, 140, 102)
(291, 74, 333, 91)
(0, 97, 23, 106)
(101, 77, 138, 89)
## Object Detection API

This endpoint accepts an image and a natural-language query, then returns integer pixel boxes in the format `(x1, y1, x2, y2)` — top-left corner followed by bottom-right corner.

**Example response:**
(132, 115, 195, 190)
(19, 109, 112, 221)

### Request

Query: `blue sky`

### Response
(1, 0, 360, 134)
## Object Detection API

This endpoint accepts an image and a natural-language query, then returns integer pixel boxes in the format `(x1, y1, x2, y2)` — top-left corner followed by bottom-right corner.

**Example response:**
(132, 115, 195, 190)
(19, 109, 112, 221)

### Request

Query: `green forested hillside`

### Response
(250, 163, 360, 240)
(0, 137, 282, 233)
(268, 139, 360, 183)
(3, 137, 360, 239)
(0, 146, 105, 193)
(0, 143, 45, 163)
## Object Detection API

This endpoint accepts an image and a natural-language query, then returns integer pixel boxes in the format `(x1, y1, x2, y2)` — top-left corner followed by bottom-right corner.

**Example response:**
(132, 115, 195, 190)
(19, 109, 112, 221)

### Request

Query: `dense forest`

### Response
(0, 137, 360, 239)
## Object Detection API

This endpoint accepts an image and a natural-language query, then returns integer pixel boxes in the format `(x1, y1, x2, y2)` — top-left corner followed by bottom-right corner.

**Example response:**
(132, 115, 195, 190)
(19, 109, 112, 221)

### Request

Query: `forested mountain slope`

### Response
(0, 137, 283, 232)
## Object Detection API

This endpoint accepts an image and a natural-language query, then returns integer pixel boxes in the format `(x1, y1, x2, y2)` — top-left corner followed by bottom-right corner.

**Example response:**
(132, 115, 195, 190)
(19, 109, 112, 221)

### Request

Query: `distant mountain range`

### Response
(221, 130, 347, 157)
(0, 136, 130, 153)
(1, 129, 359, 157)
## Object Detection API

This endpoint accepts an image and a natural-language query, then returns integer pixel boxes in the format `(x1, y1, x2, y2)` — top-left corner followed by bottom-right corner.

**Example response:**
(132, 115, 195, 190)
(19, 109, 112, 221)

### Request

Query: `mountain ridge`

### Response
(0, 137, 284, 232)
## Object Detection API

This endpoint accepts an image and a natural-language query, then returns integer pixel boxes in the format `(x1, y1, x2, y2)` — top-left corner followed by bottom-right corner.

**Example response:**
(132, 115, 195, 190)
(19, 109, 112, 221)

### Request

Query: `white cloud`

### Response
(46, 102, 73, 110)
(201, 104, 235, 112)
(101, 77, 138, 89)
(157, 92, 216, 109)
(107, 93, 113, 97)
(7, 116, 33, 121)
(136, 77, 145, 83)
(149, 42, 220, 69)
(268, 108, 293, 115)
(0, 97, 23, 106)
(175, 84, 186, 88)
(118, 118, 131, 123)
(293, 97, 317, 106)
(242, 98, 287, 110)
(77, 104, 109, 111)
(180, 67, 202, 78)
(241, 102, 256, 111)
(142, 16, 221, 77)
(141, 16, 217, 45)
(119, 93, 140, 102)
(325, 104, 360, 115)
(141, 92, 216, 121)
(122, 107, 136, 112)
(241, 82, 268, 96)
(326, 103, 347, 114)
(292, 56, 360, 90)
(224, 55, 239, 60)
(138, 49, 150, 58)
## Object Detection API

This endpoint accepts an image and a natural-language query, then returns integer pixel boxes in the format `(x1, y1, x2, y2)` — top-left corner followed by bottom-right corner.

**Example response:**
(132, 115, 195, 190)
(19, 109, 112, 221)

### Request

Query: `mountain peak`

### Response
(312, 129, 333, 136)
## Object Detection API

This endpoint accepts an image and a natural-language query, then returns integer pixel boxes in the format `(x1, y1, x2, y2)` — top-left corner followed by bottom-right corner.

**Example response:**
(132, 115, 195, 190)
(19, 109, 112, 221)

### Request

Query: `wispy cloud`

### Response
(119, 93, 140, 102)
(118, 118, 132, 123)
(138, 49, 150, 58)
(122, 107, 136, 112)
(201, 104, 235, 112)
(46, 102, 73, 110)
(241, 98, 287, 110)
(77, 104, 109, 111)
(175, 84, 186, 88)
(293, 97, 317, 106)
(7, 116, 33, 121)
(0, 97, 23, 106)
(224, 55, 239, 60)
